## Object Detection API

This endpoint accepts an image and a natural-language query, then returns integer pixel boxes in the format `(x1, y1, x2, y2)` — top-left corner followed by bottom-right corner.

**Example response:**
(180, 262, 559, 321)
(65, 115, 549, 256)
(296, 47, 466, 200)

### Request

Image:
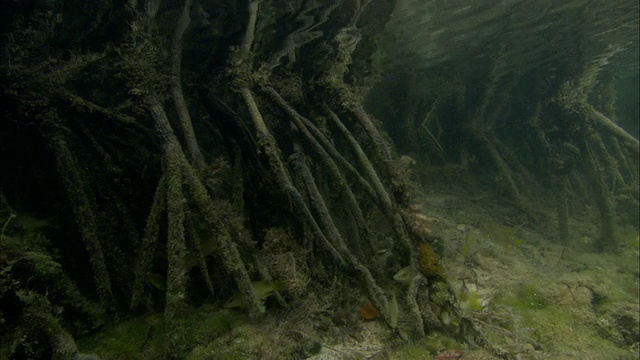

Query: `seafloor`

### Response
(77, 166, 640, 360)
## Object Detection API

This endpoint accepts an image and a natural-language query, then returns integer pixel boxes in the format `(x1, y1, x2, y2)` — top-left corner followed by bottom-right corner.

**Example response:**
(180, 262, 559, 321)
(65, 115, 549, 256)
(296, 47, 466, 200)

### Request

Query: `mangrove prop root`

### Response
(179, 142, 265, 318)
(266, 87, 377, 201)
(407, 275, 426, 337)
(51, 133, 116, 314)
(240, 87, 343, 262)
(23, 303, 81, 360)
(147, 94, 189, 356)
(265, 87, 370, 253)
(469, 129, 527, 210)
(580, 132, 619, 252)
(325, 104, 393, 212)
(241, 0, 261, 53)
(170, 0, 205, 170)
(553, 176, 570, 245)
(325, 104, 417, 265)
(149, 91, 265, 327)
(164, 140, 188, 357)
(253, 255, 288, 307)
(130, 176, 166, 311)
(292, 142, 391, 324)
(186, 216, 215, 296)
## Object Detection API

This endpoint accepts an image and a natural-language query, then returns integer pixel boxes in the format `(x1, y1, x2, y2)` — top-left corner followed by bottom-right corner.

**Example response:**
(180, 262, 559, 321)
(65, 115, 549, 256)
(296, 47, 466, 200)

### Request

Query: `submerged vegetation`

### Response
(0, 0, 638, 359)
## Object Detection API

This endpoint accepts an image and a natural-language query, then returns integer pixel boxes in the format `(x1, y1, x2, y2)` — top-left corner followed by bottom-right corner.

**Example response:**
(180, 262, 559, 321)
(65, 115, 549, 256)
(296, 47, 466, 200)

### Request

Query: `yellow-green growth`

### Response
(457, 289, 485, 311)
(392, 343, 433, 359)
(494, 283, 548, 310)
(418, 243, 446, 279)
(76, 314, 166, 359)
(423, 332, 462, 354)
(78, 310, 238, 359)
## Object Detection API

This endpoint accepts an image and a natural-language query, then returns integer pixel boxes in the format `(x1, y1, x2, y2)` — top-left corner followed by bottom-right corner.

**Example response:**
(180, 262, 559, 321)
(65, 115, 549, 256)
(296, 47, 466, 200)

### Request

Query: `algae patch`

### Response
(77, 308, 238, 360)
(494, 283, 548, 310)
(418, 243, 446, 279)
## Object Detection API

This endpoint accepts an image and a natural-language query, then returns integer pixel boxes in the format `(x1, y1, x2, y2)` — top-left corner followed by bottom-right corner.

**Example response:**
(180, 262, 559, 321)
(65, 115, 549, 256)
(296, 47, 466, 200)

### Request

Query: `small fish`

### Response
(359, 301, 380, 320)
(388, 294, 398, 329)
(439, 308, 452, 325)
(146, 273, 166, 291)
(184, 236, 218, 269)
(16, 213, 60, 233)
(393, 266, 417, 283)
(223, 280, 284, 308)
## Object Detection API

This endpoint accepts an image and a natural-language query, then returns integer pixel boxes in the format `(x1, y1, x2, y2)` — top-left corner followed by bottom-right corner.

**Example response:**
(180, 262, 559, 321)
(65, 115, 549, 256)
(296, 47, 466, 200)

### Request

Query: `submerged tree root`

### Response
(50, 132, 116, 315)
(240, 87, 343, 263)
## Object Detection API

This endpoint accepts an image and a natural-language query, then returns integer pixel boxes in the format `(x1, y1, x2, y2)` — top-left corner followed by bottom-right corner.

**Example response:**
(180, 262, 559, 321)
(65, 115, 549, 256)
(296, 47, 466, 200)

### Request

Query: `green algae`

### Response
(518, 305, 637, 359)
(77, 308, 237, 360)
(76, 314, 166, 360)
(386, 333, 462, 360)
(493, 283, 548, 310)
(392, 344, 433, 360)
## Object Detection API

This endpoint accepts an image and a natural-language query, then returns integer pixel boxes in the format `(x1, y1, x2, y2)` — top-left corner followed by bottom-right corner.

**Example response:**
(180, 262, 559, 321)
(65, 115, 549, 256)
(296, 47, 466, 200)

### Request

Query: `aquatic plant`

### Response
(483, 222, 525, 253)
(461, 230, 478, 259)
(457, 289, 486, 312)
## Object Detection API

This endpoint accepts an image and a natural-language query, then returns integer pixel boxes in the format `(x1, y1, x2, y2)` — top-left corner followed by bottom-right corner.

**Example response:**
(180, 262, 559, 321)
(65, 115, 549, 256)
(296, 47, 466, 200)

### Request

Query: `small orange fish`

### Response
(359, 300, 380, 320)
